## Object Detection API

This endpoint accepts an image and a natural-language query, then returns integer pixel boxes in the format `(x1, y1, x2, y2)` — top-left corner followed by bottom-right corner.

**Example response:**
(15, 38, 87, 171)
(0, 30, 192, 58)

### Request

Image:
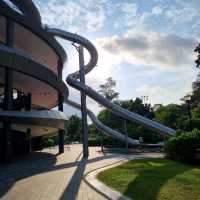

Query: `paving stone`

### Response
(0, 144, 162, 200)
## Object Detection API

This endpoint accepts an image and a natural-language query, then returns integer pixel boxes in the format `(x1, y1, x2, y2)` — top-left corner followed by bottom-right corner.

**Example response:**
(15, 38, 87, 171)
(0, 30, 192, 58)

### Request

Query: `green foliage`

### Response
(192, 106, 200, 119)
(191, 72, 200, 108)
(65, 115, 82, 143)
(98, 77, 119, 101)
(96, 98, 160, 145)
(88, 123, 102, 146)
(194, 43, 200, 68)
(154, 104, 186, 129)
(42, 138, 55, 147)
(165, 129, 200, 162)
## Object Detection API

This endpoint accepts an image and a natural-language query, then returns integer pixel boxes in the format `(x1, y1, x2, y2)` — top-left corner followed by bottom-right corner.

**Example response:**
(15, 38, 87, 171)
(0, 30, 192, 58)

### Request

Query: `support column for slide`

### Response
(79, 46, 89, 157)
(58, 59, 64, 154)
(123, 119, 128, 153)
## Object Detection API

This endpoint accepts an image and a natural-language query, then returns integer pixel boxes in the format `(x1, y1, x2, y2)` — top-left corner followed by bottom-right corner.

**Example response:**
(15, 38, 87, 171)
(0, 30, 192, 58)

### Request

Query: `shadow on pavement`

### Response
(0, 148, 119, 199)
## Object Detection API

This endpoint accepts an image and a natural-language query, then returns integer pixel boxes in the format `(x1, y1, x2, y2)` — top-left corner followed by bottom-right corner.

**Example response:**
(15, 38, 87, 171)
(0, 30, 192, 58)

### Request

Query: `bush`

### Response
(164, 129, 200, 163)
(43, 138, 55, 147)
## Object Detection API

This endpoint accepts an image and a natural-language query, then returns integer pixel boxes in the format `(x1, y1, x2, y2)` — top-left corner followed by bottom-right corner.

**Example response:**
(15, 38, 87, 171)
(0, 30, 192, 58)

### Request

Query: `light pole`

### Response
(181, 94, 192, 131)
(141, 96, 149, 104)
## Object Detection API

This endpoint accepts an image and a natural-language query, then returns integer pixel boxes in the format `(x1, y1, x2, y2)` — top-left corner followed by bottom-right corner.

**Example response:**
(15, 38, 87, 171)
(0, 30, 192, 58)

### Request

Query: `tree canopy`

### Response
(98, 77, 119, 101)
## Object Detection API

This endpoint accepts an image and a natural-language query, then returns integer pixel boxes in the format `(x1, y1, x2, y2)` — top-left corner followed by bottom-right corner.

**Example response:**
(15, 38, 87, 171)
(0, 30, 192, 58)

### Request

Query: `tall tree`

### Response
(154, 104, 187, 130)
(65, 115, 82, 143)
(191, 73, 200, 108)
(194, 43, 200, 68)
(98, 77, 119, 101)
(97, 98, 160, 144)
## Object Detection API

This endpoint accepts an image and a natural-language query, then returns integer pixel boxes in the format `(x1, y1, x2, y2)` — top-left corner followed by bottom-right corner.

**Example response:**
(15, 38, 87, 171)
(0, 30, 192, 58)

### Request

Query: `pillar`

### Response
(79, 46, 89, 157)
(0, 18, 14, 164)
(25, 93, 32, 154)
(58, 59, 64, 154)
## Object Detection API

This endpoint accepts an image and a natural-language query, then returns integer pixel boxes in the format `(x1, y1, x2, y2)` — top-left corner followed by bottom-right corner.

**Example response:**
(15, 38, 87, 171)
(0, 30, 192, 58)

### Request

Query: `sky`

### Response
(33, 0, 200, 116)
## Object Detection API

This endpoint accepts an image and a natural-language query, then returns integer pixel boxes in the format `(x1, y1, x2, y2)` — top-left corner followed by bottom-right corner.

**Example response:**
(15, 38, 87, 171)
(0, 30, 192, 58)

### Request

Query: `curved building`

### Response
(0, 0, 68, 162)
(0, 0, 175, 163)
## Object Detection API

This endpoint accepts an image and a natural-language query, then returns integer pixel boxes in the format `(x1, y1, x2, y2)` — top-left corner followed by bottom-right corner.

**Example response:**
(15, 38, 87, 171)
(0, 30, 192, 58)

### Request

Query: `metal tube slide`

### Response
(47, 28, 176, 143)
(67, 76, 175, 136)
(66, 99, 139, 145)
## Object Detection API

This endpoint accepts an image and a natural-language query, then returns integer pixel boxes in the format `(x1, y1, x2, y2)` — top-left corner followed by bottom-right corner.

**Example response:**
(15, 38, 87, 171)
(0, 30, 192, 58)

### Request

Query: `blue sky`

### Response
(33, 0, 200, 115)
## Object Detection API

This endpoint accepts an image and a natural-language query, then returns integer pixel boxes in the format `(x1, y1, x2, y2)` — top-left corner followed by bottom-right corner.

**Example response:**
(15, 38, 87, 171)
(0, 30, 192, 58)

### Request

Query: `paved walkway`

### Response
(0, 144, 162, 200)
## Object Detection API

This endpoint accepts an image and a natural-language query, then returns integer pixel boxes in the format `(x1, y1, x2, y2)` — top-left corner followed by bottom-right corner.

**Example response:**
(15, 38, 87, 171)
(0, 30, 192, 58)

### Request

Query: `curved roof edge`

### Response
(11, 0, 42, 25)
(0, 1, 67, 65)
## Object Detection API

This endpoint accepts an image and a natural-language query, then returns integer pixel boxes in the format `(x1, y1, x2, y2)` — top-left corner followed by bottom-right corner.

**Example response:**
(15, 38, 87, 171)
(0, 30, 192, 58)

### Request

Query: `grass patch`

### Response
(97, 158, 200, 200)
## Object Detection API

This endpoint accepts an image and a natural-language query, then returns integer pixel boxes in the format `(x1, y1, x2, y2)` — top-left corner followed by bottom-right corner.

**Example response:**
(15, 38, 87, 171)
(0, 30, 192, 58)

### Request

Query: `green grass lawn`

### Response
(97, 158, 200, 200)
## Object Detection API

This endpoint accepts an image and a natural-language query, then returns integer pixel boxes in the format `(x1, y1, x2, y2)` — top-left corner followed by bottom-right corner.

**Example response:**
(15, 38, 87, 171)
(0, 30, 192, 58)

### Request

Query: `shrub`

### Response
(43, 138, 55, 147)
(164, 129, 200, 162)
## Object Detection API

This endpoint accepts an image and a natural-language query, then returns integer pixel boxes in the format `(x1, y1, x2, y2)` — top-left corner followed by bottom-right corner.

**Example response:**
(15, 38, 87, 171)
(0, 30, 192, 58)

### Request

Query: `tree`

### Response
(194, 43, 200, 68)
(190, 44, 200, 107)
(65, 115, 82, 143)
(154, 104, 187, 130)
(97, 98, 160, 144)
(191, 73, 200, 108)
(98, 77, 119, 101)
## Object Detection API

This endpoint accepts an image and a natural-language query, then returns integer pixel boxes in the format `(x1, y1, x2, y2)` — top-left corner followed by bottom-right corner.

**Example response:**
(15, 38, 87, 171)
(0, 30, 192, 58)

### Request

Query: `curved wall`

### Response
(0, 11, 65, 109)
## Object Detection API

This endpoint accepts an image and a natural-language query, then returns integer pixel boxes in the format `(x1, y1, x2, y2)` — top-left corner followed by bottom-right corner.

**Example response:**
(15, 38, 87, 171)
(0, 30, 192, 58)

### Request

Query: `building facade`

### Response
(0, 0, 68, 163)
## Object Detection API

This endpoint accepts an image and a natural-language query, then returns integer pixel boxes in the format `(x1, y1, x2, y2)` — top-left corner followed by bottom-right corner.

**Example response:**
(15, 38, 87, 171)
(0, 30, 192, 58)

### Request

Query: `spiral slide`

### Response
(0, 0, 177, 164)
(47, 29, 176, 145)
(0, 30, 175, 147)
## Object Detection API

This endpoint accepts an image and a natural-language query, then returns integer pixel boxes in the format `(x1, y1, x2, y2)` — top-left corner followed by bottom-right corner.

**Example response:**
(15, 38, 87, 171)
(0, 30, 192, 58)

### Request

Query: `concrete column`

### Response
(79, 46, 89, 157)
(0, 18, 14, 164)
(58, 59, 64, 154)
(26, 93, 32, 154)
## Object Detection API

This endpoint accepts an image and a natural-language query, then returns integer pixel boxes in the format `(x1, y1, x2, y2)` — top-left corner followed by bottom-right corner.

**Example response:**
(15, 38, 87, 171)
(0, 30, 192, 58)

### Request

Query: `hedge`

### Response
(164, 129, 200, 163)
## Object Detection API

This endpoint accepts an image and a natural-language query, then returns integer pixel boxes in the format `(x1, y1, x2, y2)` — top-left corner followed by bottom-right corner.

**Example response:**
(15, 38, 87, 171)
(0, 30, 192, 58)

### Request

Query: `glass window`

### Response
(0, 15, 6, 44)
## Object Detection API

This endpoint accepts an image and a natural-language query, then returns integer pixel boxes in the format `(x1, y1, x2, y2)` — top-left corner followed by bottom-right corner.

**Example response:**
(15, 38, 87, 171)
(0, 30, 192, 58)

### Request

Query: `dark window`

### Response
(0, 15, 6, 44)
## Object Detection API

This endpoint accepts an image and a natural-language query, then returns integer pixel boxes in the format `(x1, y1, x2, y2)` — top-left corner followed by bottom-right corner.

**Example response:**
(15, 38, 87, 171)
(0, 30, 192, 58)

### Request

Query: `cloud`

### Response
(84, 6, 106, 31)
(113, 2, 138, 29)
(96, 31, 197, 68)
(136, 84, 169, 95)
(119, 2, 137, 15)
(34, 0, 108, 32)
(135, 84, 171, 105)
(135, 83, 191, 105)
(164, 1, 198, 27)
(152, 6, 163, 15)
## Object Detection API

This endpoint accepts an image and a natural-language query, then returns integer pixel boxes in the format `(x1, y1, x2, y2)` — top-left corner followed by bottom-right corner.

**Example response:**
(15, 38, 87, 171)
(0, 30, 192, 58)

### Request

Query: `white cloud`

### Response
(32, 0, 200, 113)
(152, 6, 163, 15)
(135, 83, 192, 105)
(96, 30, 197, 69)
(84, 6, 106, 31)
(119, 2, 137, 15)
(164, 2, 198, 27)
(114, 2, 138, 29)
(34, 0, 108, 32)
